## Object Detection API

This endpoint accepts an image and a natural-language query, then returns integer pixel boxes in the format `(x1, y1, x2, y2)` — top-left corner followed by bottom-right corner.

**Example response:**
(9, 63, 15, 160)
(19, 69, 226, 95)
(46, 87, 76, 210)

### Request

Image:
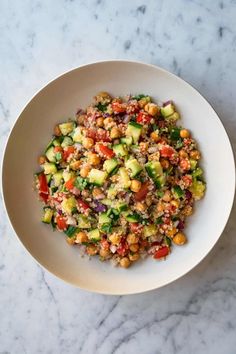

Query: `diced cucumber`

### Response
(101, 198, 113, 206)
(116, 202, 128, 212)
(53, 171, 63, 187)
(88, 229, 101, 241)
(172, 185, 184, 198)
(120, 136, 133, 146)
(161, 103, 175, 117)
(88, 169, 107, 186)
(189, 180, 206, 200)
(126, 122, 142, 144)
(190, 159, 198, 170)
(42, 208, 54, 224)
(61, 196, 77, 215)
(125, 158, 142, 177)
(62, 170, 75, 182)
(103, 158, 119, 174)
(77, 214, 91, 228)
(64, 226, 78, 238)
(61, 136, 73, 148)
(125, 214, 140, 223)
(113, 144, 128, 157)
(59, 122, 75, 135)
(45, 146, 56, 163)
(166, 112, 180, 121)
(119, 167, 131, 189)
(98, 212, 111, 224)
(43, 162, 57, 175)
(107, 186, 118, 199)
(143, 224, 157, 238)
(46, 174, 52, 183)
(72, 127, 84, 143)
(192, 167, 203, 180)
(145, 161, 163, 184)
(45, 137, 61, 152)
(155, 175, 166, 189)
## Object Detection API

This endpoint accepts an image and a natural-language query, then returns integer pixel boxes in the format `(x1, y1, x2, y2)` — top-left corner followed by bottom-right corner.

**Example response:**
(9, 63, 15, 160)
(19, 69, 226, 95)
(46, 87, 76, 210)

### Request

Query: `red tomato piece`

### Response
(39, 192, 48, 203)
(154, 246, 169, 259)
(86, 129, 111, 142)
(112, 101, 127, 113)
(101, 239, 110, 250)
(134, 182, 150, 201)
(160, 145, 176, 158)
(130, 223, 143, 235)
(77, 199, 90, 211)
(54, 146, 63, 153)
(63, 146, 75, 160)
(56, 216, 67, 230)
(65, 177, 76, 191)
(97, 144, 115, 158)
(38, 173, 49, 194)
(136, 112, 152, 124)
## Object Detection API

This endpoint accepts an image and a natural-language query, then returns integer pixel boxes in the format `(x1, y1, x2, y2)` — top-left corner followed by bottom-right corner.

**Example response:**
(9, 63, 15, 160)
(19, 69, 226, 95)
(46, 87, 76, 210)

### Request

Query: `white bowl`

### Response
(2, 60, 235, 295)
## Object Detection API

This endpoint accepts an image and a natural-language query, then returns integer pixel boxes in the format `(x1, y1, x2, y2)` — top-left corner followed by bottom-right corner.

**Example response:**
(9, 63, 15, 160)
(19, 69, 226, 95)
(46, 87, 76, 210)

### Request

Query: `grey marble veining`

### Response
(0, 0, 236, 353)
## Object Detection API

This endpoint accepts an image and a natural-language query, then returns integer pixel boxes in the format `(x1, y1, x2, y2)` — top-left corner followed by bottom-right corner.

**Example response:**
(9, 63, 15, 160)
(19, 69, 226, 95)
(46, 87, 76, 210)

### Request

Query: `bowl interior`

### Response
(2, 61, 235, 294)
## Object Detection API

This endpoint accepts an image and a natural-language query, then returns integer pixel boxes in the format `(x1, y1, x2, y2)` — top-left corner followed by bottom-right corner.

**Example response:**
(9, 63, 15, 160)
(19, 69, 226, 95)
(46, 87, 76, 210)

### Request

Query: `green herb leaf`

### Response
(132, 94, 146, 100)
(155, 216, 163, 225)
(96, 102, 108, 112)
(165, 236, 172, 247)
(74, 176, 88, 191)
(64, 226, 77, 237)
(170, 127, 181, 140)
(101, 223, 113, 234)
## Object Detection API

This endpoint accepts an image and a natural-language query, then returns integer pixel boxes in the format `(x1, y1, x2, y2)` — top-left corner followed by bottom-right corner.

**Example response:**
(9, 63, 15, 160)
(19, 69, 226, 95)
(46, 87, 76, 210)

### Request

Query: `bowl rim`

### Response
(1, 59, 235, 295)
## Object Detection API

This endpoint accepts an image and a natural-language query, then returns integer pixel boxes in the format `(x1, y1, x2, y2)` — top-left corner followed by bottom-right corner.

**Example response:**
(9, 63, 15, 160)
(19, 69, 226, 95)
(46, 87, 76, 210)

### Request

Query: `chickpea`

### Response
(166, 227, 177, 238)
(99, 248, 111, 258)
(82, 137, 94, 149)
(96, 117, 104, 127)
(160, 158, 170, 170)
(120, 257, 131, 268)
(110, 127, 121, 139)
(88, 153, 101, 166)
(156, 201, 165, 213)
(145, 196, 153, 207)
(170, 199, 180, 208)
(127, 233, 139, 245)
(96, 91, 111, 103)
(182, 205, 193, 216)
(76, 231, 88, 243)
(150, 131, 159, 142)
(66, 237, 75, 245)
(130, 180, 142, 193)
(77, 114, 86, 125)
(109, 233, 121, 245)
(136, 202, 146, 212)
(103, 117, 114, 128)
(86, 244, 98, 256)
(129, 253, 140, 261)
(129, 243, 139, 252)
(180, 129, 190, 139)
(144, 103, 159, 116)
(70, 160, 82, 170)
(54, 124, 61, 136)
(162, 190, 171, 202)
(140, 142, 149, 152)
(179, 149, 188, 159)
(190, 150, 201, 160)
(138, 97, 150, 108)
(148, 152, 160, 161)
(38, 156, 46, 165)
(92, 187, 104, 199)
(80, 164, 91, 178)
(173, 232, 187, 245)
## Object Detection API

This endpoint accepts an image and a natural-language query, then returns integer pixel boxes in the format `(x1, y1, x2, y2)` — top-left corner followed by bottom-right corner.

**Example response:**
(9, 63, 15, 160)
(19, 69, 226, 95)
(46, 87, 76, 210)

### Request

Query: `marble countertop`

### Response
(1, 0, 236, 353)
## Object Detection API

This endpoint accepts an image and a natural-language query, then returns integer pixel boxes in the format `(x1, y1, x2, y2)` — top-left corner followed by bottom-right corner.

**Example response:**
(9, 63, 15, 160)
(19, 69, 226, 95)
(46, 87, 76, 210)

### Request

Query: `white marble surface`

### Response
(0, 0, 236, 353)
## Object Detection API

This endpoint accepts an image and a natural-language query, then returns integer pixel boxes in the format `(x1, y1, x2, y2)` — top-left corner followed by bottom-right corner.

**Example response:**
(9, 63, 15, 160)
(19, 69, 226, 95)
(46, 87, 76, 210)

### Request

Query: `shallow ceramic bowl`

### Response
(2, 60, 235, 295)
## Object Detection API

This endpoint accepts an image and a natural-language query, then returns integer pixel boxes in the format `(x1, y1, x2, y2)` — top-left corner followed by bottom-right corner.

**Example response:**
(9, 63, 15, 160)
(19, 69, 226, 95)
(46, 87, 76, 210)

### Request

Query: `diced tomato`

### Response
(117, 240, 129, 256)
(179, 158, 191, 171)
(126, 101, 140, 114)
(56, 216, 67, 230)
(140, 240, 150, 249)
(154, 246, 169, 259)
(77, 199, 90, 212)
(63, 146, 75, 160)
(160, 145, 176, 158)
(101, 239, 110, 250)
(130, 223, 143, 235)
(87, 129, 111, 142)
(112, 101, 126, 113)
(136, 112, 152, 124)
(38, 173, 49, 202)
(97, 144, 115, 158)
(134, 182, 150, 201)
(181, 175, 192, 188)
(54, 146, 63, 153)
(39, 192, 48, 203)
(65, 177, 76, 191)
